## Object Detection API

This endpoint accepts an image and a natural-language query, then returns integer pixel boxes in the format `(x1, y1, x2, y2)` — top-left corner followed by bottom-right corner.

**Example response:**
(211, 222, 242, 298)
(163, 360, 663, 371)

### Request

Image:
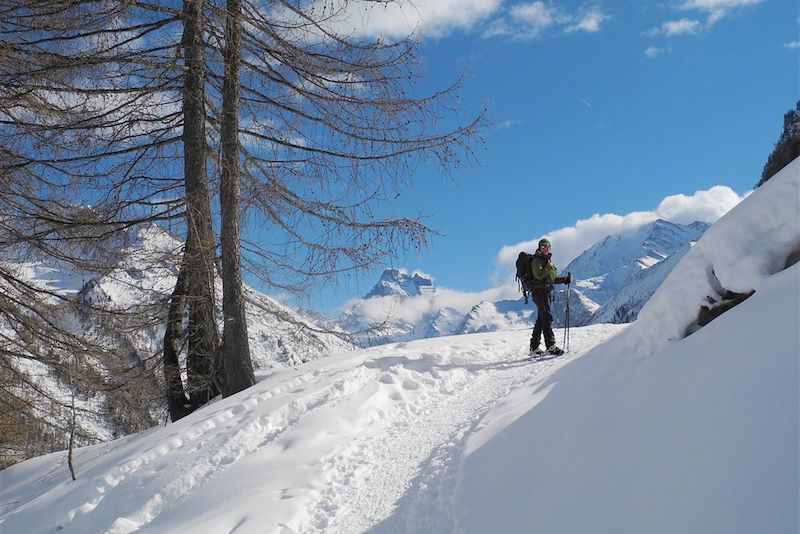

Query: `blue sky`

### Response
(298, 0, 798, 313)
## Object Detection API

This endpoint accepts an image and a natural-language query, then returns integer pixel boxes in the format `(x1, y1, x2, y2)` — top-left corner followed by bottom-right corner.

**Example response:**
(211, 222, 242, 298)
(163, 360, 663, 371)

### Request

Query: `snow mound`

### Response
(622, 157, 799, 355)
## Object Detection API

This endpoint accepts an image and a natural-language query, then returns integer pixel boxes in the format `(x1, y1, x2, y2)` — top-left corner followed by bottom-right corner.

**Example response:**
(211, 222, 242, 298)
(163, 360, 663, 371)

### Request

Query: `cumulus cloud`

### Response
(494, 185, 748, 284)
(275, 1, 608, 43)
(312, 0, 501, 40)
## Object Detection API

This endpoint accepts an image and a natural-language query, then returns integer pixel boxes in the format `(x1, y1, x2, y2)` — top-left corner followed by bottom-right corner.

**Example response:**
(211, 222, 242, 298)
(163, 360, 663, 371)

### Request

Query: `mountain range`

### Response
(338, 219, 709, 344)
(2, 224, 355, 452)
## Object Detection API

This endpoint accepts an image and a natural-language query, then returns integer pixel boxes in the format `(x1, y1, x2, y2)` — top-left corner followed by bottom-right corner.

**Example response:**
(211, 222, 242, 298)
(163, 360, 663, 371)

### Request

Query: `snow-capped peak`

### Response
(565, 219, 709, 281)
(364, 268, 434, 298)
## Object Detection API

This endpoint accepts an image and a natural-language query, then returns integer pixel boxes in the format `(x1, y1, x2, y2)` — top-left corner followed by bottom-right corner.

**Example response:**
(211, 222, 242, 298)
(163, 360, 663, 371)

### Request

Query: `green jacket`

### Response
(530, 250, 558, 287)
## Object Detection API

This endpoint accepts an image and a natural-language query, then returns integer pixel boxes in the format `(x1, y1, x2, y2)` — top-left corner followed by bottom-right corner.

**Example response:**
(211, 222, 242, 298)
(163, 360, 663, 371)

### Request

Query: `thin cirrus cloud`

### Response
(679, 0, 766, 25)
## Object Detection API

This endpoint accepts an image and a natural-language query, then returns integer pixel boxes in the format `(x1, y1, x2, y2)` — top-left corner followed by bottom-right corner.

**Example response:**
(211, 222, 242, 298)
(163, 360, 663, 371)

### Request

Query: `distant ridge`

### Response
(339, 219, 709, 343)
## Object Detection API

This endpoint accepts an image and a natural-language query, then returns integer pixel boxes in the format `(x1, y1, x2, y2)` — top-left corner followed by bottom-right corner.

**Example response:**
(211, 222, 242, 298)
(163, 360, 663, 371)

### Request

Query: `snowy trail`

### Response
(325, 339, 571, 534)
(0, 325, 624, 534)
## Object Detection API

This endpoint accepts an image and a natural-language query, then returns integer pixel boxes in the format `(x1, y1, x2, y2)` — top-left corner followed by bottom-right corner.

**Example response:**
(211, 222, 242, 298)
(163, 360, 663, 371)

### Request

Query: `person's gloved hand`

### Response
(564, 272, 572, 285)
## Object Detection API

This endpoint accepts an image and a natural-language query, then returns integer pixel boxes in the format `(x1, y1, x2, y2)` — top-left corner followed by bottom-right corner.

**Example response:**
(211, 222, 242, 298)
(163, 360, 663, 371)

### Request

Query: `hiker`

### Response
(528, 238, 571, 355)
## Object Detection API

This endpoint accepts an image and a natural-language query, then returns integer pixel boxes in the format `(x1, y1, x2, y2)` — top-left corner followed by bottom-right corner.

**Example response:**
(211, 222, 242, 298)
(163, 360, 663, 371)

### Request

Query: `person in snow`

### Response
(529, 238, 571, 355)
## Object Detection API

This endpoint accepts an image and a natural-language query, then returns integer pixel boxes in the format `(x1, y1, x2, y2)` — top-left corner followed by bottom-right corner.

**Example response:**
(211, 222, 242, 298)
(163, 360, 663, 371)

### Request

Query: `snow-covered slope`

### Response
(454, 157, 800, 533)
(590, 241, 691, 323)
(7, 224, 353, 369)
(72, 225, 354, 367)
(455, 262, 798, 534)
(456, 299, 534, 334)
(566, 219, 708, 304)
(622, 158, 799, 355)
(0, 324, 626, 533)
(1, 224, 355, 453)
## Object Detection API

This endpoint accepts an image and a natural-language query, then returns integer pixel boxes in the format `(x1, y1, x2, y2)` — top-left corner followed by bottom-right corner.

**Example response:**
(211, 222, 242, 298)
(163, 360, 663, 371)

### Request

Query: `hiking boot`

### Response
(546, 345, 564, 355)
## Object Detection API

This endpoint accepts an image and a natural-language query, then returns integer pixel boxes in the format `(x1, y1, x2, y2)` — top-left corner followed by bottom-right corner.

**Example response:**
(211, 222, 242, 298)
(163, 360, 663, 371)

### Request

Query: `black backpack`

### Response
(515, 252, 535, 303)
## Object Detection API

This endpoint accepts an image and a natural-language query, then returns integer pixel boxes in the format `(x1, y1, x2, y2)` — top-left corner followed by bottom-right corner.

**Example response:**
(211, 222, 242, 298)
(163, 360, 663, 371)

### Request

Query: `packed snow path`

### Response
(0, 325, 623, 534)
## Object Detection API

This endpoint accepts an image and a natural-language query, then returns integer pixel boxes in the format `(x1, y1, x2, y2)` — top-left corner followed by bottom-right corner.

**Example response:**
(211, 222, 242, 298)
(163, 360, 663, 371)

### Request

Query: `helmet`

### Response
(538, 238, 551, 248)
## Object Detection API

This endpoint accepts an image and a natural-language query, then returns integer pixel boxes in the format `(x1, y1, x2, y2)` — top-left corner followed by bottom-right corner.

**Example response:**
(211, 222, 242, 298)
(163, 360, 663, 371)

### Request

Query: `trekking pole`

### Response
(563, 279, 571, 353)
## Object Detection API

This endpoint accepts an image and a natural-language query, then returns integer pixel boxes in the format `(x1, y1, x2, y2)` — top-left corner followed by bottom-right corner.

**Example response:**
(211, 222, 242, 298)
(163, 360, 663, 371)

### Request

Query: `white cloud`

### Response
(785, 41, 800, 50)
(481, 18, 516, 38)
(646, 18, 703, 36)
(312, 0, 502, 40)
(644, 0, 764, 44)
(494, 185, 747, 284)
(644, 45, 672, 58)
(678, 0, 765, 26)
(680, 0, 763, 9)
(484, 1, 609, 40)
(566, 6, 610, 33)
(511, 1, 562, 30)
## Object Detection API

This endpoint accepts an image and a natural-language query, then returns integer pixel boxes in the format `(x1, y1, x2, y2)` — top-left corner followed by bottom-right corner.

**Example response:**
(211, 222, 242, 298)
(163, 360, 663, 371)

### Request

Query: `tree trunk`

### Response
(68, 358, 77, 481)
(163, 258, 192, 421)
(217, 0, 255, 396)
(182, 0, 220, 407)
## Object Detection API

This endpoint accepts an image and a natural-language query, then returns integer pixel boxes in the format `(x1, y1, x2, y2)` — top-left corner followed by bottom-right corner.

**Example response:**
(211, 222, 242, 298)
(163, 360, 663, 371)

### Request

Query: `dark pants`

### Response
(530, 287, 555, 349)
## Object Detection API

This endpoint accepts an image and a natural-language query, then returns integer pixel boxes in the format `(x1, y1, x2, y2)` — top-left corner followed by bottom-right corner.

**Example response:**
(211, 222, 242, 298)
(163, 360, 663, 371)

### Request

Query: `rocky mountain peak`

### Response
(364, 269, 434, 298)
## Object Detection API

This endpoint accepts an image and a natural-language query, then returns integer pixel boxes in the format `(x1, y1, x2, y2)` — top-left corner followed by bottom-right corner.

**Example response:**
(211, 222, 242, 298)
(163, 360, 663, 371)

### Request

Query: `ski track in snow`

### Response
(315, 337, 581, 534)
(13, 326, 620, 534)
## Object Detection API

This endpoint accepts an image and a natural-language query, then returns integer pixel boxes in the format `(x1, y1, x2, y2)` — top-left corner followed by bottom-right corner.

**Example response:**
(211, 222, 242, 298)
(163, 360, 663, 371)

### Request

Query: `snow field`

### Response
(454, 262, 799, 534)
(0, 324, 624, 534)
